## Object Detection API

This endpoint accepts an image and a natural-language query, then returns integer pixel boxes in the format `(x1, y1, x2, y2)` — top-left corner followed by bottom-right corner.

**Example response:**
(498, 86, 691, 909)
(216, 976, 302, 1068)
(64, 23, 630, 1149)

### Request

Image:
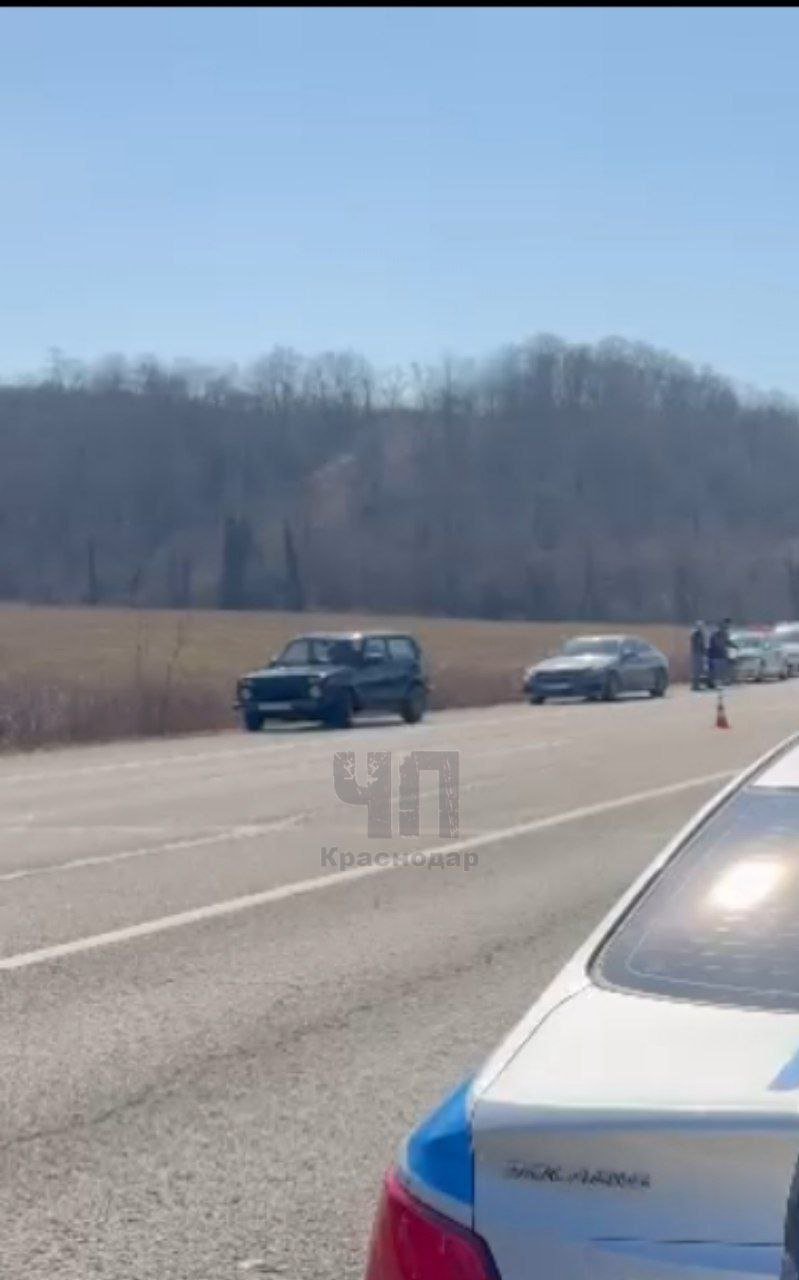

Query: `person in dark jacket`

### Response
(690, 622, 707, 691)
(708, 618, 735, 688)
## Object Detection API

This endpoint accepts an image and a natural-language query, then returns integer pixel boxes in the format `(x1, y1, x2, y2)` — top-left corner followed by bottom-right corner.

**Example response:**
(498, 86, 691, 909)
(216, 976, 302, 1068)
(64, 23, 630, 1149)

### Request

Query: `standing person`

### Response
(707, 623, 721, 689)
(690, 621, 707, 691)
(719, 617, 736, 686)
(707, 621, 726, 689)
(708, 618, 736, 689)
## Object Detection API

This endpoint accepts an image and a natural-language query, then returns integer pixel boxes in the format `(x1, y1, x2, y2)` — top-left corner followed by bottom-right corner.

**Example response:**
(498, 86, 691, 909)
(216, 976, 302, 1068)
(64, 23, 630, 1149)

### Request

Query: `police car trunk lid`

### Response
(473, 986, 799, 1274)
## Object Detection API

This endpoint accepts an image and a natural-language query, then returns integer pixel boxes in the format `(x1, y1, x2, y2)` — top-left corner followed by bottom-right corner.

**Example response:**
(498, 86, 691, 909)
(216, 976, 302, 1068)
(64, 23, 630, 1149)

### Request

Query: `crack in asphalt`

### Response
(0, 920, 561, 1156)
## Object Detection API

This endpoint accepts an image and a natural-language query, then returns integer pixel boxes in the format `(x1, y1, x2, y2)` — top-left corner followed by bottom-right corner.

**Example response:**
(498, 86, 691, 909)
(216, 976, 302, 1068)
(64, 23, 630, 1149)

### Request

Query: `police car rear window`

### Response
(594, 789, 799, 1012)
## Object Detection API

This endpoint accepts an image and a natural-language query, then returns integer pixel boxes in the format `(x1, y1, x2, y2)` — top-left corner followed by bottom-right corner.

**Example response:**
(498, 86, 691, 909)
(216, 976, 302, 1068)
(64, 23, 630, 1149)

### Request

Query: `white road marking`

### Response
(0, 814, 305, 884)
(0, 768, 733, 972)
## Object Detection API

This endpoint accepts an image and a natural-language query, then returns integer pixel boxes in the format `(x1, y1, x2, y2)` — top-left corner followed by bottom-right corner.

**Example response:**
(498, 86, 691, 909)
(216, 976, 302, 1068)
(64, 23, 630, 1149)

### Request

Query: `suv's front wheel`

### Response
(243, 711, 265, 733)
(400, 684, 427, 724)
(324, 690, 354, 730)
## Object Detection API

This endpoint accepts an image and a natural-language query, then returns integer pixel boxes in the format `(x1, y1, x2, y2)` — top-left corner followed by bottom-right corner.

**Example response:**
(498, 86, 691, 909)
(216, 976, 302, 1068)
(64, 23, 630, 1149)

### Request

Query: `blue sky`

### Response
(3, 7, 799, 394)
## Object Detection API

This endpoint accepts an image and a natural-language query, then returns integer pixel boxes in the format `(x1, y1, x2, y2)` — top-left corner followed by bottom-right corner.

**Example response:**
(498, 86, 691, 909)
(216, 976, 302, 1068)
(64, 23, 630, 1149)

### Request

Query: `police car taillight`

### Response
(365, 1168, 499, 1280)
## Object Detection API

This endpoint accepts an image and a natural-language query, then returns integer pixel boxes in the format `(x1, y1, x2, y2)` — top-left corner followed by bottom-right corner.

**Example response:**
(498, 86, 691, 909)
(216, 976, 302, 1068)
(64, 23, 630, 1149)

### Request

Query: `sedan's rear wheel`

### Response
(650, 670, 668, 698)
(603, 672, 620, 702)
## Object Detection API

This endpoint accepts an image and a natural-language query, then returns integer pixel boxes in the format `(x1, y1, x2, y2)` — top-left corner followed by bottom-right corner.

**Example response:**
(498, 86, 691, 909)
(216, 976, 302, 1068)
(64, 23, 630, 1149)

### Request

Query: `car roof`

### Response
(751, 736, 799, 790)
(291, 630, 412, 641)
(569, 633, 629, 643)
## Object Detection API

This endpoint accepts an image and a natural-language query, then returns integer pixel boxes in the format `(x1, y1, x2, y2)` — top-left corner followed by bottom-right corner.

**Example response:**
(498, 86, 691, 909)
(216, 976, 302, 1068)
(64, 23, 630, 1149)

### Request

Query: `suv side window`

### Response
(362, 637, 388, 662)
(387, 637, 417, 662)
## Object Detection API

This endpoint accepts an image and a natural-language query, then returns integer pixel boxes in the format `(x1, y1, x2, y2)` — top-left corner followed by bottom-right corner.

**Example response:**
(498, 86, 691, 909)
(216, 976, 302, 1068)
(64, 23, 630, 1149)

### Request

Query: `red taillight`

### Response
(365, 1168, 499, 1280)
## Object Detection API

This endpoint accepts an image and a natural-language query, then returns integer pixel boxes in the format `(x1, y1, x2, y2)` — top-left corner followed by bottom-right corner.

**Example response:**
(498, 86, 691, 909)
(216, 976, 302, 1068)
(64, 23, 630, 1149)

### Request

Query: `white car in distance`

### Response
(774, 623, 799, 677)
(366, 735, 799, 1280)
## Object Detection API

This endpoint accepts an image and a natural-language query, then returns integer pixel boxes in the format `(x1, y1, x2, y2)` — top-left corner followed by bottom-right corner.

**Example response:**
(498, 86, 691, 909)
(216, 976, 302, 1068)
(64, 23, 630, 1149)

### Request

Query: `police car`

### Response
(366, 736, 799, 1279)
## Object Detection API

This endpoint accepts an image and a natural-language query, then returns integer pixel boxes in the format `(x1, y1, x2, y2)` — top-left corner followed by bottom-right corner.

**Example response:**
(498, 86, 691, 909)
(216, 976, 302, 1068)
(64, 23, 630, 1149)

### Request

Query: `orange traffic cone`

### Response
(716, 689, 730, 730)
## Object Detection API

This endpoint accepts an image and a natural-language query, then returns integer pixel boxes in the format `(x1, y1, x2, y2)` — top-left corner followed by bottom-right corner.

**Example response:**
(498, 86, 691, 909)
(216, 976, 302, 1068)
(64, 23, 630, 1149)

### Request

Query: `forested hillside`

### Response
(3, 336, 799, 622)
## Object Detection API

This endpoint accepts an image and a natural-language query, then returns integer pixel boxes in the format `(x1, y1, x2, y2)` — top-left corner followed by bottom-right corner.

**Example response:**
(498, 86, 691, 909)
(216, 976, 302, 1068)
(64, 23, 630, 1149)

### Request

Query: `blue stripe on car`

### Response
(405, 1077, 474, 1206)
(770, 1048, 799, 1091)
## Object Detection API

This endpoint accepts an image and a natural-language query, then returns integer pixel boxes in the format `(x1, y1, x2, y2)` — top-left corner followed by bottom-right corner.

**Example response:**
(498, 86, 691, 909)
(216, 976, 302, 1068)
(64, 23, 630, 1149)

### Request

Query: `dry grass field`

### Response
(0, 604, 690, 751)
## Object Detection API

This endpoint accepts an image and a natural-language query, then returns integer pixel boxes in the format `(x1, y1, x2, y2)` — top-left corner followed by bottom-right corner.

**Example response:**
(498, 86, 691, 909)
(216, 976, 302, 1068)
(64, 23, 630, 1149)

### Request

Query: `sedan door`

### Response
(636, 640, 663, 690)
(618, 639, 648, 691)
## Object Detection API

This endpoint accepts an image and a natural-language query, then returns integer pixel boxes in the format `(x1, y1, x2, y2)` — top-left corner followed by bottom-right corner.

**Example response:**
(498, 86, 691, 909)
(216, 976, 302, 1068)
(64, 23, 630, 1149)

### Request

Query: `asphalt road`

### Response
(2, 683, 799, 1279)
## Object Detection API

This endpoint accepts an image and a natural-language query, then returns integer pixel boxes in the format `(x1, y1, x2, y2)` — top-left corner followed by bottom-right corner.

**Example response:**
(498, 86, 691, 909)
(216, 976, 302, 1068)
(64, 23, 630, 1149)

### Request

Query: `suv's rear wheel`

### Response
(243, 711, 265, 733)
(401, 684, 427, 724)
(650, 669, 668, 698)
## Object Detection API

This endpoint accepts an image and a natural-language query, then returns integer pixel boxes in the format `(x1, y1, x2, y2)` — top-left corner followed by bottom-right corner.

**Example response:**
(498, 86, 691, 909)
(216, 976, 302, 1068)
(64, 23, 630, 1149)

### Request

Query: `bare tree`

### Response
(218, 516, 254, 610)
(283, 519, 306, 612)
(3, 336, 799, 623)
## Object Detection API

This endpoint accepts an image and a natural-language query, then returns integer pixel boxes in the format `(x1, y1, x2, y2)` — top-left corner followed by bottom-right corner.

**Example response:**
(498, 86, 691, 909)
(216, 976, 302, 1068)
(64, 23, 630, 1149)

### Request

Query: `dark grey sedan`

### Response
(523, 634, 670, 704)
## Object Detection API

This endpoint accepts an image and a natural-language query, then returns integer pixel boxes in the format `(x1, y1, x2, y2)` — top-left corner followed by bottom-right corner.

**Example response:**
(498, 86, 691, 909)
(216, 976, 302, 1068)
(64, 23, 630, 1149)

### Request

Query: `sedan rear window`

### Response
(594, 789, 799, 1012)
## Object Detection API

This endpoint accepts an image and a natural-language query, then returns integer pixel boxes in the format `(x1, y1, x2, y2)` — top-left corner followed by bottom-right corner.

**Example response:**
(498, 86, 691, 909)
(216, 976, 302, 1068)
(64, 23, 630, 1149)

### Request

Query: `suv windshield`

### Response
(562, 638, 622, 657)
(594, 788, 799, 1012)
(277, 638, 359, 667)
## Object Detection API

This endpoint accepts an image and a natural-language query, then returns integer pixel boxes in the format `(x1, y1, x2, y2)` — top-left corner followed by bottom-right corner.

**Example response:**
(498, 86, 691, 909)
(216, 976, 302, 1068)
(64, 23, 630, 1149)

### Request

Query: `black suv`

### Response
(235, 631, 429, 731)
